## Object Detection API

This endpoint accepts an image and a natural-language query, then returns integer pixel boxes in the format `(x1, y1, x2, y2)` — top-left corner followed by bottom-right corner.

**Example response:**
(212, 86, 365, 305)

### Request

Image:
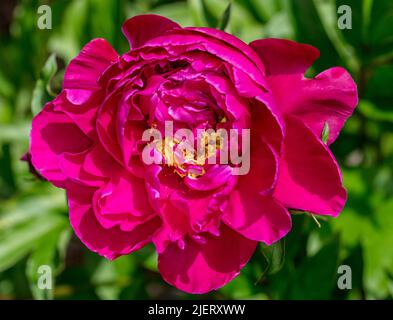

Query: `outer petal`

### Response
(59, 144, 122, 187)
(63, 38, 119, 105)
(67, 181, 160, 260)
(30, 104, 92, 188)
(274, 115, 347, 216)
(157, 224, 257, 294)
(250, 39, 358, 144)
(53, 92, 101, 138)
(249, 38, 320, 76)
(269, 68, 357, 144)
(222, 191, 291, 245)
(122, 14, 180, 49)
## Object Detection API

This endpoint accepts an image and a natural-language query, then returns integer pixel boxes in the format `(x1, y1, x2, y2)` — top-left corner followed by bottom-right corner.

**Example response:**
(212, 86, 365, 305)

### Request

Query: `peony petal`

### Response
(53, 92, 100, 138)
(59, 144, 125, 187)
(170, 190, 222, 236)
(92, 173, 156, 231)
(184, 165, 233, 191)
(250, 38, 357, 144)
(268, 67, 358, 144)
(152, 198, 190, 254)
(157, 224, 256, 294)
(63, 38, 118, 105)
(222, 190, 291, 245)
(238, 140, 278, 195)
(122, 14, 180, 49)
(273, 115, 347, 216)
(96, 92, 124, 165)
(250, 38, 320, 76)
(143, 33, 267, 89)
(67, 181, 160, 260)
(251, 101, 284, 154)
(30, 103, 92, 188)
(93, 173, 154, 217)
(186, 27, 266, 76)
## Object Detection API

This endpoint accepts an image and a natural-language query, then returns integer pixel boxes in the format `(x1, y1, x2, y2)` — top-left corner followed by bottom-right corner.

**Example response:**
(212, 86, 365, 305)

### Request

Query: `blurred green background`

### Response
(0, 0, 392, 300)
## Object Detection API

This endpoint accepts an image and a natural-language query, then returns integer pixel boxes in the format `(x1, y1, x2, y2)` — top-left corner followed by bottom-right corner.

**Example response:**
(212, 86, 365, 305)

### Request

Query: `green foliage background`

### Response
(0, 0, 392, 300)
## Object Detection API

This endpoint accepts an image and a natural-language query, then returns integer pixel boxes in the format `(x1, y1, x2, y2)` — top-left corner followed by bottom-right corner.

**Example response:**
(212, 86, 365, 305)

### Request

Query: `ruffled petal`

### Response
(59, 144, 122, 187)
(269, 68, 357, 144)
(67, 181, 160, 260)
(122, 14, 180, 49)
(93, 173, 154, 220)
(222, 190, 291, 245)
(238, 140, 278, 195)
(249, 38, 320, 76)
(184, 165, 232, 191)
(273, 115, 347, 216)
(186, 27, 266, 76)
(143, 33, 266, 89)
(30, 104, 92, 188)
(96, 92, 124, 165)
(53, 92, 101, 138)
(63, 38, 118, 105)
(157, 224, 256, 294)
(88, 169, 156, 232)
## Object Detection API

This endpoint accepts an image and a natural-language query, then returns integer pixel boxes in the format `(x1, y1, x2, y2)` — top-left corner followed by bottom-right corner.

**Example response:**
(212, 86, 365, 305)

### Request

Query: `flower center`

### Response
(151, 129, 226, 180)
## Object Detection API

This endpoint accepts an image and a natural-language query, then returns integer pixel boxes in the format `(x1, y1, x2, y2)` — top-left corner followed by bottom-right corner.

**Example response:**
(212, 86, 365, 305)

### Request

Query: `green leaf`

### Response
(336, 0, 393, 61)
(31, 79, 47, 116)
(0, 122, 30, 143)
(358, 100, 393, 123)
(287, 236, 340, 299)
(201, 0, 218, 28)
(151, 2, 194, 27)
(41, 54, 57, 90)
(0, 190, 65, 231)
(332, 171, 393, 298)
(0, 214, 67, 273)
(260, 238, 286, 275)
(218, 2, 232, 31)
(31, 54, 58, 116)
(335, 0, 364, 51)
(26, 231, 62, 300)
(143, 251, 158, 272)
(322, 122, 330, 144)
(289, 0, 341, 70)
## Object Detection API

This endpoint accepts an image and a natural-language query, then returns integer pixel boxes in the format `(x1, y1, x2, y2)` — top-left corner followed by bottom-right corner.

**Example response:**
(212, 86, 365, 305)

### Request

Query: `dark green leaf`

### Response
(218, 2, 232, 31)
(201, 0, 218, 28)
(260, 238, 286, 275)
(287, 236, 340, 299)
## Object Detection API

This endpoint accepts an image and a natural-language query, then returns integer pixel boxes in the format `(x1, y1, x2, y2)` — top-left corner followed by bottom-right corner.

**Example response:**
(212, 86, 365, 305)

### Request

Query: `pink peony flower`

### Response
(29, 15, 358, 293)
